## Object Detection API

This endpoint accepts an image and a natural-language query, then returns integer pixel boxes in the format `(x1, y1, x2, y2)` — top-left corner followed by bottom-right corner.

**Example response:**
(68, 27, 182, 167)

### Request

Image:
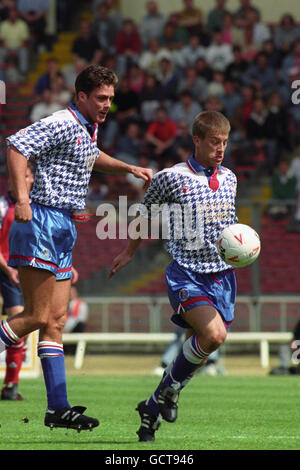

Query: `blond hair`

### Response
(192, 111, 231, 139)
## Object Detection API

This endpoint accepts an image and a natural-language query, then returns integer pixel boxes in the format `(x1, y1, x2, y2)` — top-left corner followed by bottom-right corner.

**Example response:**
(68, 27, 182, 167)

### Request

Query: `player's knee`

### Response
(207, 329, 226, 351)
(30, 315, 48, 330)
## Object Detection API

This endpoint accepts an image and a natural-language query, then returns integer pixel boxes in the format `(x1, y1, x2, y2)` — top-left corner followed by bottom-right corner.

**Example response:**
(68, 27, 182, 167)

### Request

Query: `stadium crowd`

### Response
(1, 0, 300, 208)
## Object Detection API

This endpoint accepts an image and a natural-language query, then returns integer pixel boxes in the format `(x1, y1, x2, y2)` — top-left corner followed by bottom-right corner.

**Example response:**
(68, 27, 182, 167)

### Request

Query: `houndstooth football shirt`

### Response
(141, 155, 238, 273)
(6, 104, 100, 210)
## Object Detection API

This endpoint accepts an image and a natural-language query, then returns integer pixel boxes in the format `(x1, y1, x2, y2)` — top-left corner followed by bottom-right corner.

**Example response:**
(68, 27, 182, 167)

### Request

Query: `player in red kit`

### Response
(0, 164, 34, 400)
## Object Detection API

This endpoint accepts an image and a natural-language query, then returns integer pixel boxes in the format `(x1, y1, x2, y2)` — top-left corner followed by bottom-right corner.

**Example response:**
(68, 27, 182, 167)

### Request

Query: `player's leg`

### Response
(0, 266, 56, 354)
(37, 277, 71, 413)
(39, 276, 99, 432)
(1, 304, 26, 401)
(0, 268, 27, 400)
(151, 305, 226, 423)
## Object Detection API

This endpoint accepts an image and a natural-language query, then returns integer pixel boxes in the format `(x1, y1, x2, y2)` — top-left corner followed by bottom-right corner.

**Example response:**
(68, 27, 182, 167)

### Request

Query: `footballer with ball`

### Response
(110, 110, 260, 442)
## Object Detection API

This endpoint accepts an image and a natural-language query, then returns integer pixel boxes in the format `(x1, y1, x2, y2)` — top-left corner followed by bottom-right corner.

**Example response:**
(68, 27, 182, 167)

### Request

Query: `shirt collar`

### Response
(187, 154, 221, 175)
(68, 102, 96, 135)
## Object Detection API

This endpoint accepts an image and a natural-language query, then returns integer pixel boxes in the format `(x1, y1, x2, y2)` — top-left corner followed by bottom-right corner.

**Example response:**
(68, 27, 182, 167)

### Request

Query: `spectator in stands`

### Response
(242, 51, 278, 96)
(100, 75, 140, 150)
(231, 84, 255, 141)
(289, 147, 300, 192)
(145, 106, 177, 168)
(114, 19, 142, 75)
(174, 34, 206, 69)
(220, 79, 242, 120)
(115, 121, 143, 166)
(127, 63, 145, 94)
(50, 74, 73, 107)
(206, 0, 229, 34)
(0, 6, 30, 79)
(281, 38, 300, 85)
(139, 37, 171, 76)
(246, 96, 277, 170)
(34, 57, 61, 98)
(233, 0, 261, 25)
(170, 89, 202, 132)
(268, 158, 297, 220)
(266, 90, 293, 153)
(61, 57, 88, 93)
(138, 72, 166, 123)
(92, 2, 118, 56)
(56, 0, 71, 32)
(220, 12, 246, 48)
(225, 44, 248, 84)
(261, 38, 283, 70)
(0, 0, 15, 20)
(177, 66, 208, 104)
(156, 56, 179, 101)
(64, 286, 88, 334)
(29, 87, 63, 122)
(93, 0, 123, 31)
(175, 0, 204, 37)
(159, 20, 185, 52)
(71, 19, 103, 65)
(173, 119, 194, 162)
(17, 0, 49, 51)
(139, 0, 166, 49)
(113, 75, 140, 126)
(207, 69, 225, 98)
(194, 56, 213, 82)
(204, 94, 224, 113)
(86, 174, 108, 205)
(205, 29, 233, 72)
(243, 7, 271, 55)
(167, 12, 190, 45)
(274, 13, 300, 54)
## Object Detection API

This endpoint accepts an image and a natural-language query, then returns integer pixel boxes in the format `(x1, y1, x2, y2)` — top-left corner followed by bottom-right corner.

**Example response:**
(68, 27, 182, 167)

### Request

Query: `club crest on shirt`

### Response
(179, 288, 189, 302)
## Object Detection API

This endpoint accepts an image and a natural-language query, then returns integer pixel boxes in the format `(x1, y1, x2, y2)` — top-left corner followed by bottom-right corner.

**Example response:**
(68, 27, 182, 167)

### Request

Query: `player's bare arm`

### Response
(93, 151, 153, 189)
(7, 146, 32, 223)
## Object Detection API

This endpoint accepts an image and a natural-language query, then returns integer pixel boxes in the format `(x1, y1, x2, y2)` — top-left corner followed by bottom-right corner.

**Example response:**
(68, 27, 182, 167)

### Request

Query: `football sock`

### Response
(3, 338, 26, 385)
(146, 335, 209, 416)
(0, 319, 20, 354)
(38, 341, 70, 410)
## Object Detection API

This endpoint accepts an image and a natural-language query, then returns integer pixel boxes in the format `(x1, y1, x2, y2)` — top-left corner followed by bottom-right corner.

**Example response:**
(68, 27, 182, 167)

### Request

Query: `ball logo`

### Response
(234, 233, 243, 244)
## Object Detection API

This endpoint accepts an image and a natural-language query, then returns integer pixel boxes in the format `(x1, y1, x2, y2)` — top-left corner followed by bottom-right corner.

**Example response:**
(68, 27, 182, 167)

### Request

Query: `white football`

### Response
(217, 223, 261, 268)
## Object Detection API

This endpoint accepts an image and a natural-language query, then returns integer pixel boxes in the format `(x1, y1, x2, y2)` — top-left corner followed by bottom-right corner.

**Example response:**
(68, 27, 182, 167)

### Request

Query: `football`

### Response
(217, 223, 261, 268)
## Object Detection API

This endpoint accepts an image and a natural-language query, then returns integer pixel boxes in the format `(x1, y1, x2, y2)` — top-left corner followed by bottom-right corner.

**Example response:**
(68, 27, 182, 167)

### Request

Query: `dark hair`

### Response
(75, 65, 118, 97)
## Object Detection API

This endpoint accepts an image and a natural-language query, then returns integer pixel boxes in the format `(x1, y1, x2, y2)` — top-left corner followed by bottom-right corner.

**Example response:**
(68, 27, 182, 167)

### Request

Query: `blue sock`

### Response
(38, 341, 70, 410)
(147, 335, 210, 416)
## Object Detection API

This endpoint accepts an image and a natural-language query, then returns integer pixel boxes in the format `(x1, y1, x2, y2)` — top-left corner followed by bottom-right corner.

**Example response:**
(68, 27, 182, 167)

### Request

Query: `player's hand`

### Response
(109, 251, 132, 278)
(71, 266, 79, 284)
(6, 266, 20, 286)
(130, 166, 153, 191)
(15, 201, 32, 223)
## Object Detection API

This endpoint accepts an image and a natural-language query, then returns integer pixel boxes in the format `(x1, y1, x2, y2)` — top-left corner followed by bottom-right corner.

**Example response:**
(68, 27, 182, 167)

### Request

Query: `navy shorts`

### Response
(8, 202, 77, 280)
(165, 260, 236, 330)
(0, 270, 24, 314)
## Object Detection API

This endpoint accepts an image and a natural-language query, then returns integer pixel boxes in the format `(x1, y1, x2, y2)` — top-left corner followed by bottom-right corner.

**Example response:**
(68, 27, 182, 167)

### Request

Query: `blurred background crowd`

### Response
(0, 0, 300, 226)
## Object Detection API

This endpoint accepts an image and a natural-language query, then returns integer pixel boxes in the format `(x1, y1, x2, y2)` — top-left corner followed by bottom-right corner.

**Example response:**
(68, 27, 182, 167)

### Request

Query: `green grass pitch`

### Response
(0, 374, 299, 451)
